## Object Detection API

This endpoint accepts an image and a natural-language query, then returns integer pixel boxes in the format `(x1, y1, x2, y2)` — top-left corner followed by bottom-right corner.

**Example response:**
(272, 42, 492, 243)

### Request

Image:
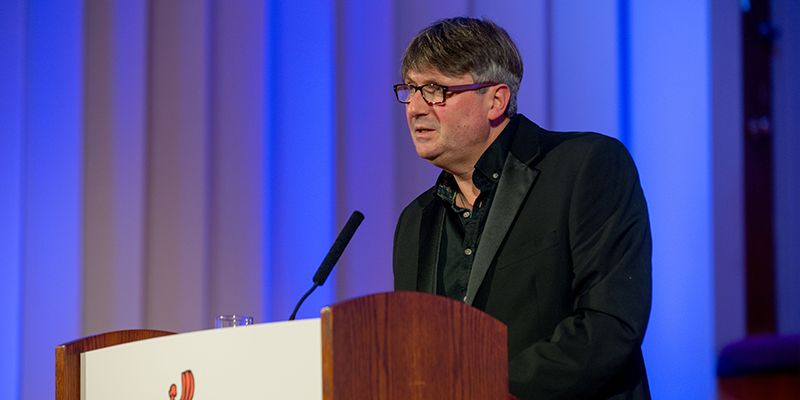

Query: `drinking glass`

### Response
(214, 314, 254, 328)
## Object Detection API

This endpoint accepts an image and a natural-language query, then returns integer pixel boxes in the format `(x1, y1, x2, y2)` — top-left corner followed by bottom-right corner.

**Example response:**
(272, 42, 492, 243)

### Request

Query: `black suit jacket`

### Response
(393, 115, 652, 400)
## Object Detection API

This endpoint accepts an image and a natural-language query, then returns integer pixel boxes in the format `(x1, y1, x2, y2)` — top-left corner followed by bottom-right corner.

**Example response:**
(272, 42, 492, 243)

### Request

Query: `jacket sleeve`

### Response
(509, 137, 652, 399)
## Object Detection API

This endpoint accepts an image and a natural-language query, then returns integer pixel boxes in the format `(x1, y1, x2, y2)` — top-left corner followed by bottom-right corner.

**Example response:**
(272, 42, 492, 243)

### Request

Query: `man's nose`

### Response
(406, 90, 431, 116)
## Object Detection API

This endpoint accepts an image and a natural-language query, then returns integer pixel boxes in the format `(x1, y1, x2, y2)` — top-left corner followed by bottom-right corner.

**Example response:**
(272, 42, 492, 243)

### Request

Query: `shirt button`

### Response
(492, 172, 500, 179)
(462, 211, 471, 218)
(464, 248, 473, 256)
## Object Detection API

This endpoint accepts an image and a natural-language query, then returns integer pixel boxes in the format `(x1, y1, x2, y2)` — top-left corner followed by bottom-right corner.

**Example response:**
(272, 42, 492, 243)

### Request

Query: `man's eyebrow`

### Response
(405, 80, 442, 86)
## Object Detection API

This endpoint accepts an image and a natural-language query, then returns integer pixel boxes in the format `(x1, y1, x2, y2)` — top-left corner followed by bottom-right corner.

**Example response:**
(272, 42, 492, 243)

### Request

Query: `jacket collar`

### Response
(464, 152, 539, 304)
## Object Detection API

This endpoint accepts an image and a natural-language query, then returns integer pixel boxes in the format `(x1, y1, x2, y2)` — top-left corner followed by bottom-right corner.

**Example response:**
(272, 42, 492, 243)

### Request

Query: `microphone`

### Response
(288, 211, 364, 320)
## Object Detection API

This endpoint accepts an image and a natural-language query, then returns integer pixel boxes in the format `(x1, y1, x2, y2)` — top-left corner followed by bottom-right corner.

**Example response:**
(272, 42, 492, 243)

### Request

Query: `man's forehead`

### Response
(405, 68, 472, 84)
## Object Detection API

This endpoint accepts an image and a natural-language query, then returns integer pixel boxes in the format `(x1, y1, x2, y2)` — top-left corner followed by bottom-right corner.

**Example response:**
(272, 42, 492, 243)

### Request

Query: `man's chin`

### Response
(414, 148, 442, 163)
(416, 152, 449, 170)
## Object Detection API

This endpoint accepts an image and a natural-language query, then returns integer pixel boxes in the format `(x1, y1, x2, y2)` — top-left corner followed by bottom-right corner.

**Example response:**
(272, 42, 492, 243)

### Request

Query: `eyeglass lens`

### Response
(396, 85, 444, 104)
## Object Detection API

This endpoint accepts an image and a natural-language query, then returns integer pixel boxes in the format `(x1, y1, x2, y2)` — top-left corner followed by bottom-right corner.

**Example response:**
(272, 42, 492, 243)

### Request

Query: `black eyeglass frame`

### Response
(393, 82, 498, 105)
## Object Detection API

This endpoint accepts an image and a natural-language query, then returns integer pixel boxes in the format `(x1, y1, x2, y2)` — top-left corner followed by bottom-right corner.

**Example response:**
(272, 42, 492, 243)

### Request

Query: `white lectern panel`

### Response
(81, 318, 321, 400)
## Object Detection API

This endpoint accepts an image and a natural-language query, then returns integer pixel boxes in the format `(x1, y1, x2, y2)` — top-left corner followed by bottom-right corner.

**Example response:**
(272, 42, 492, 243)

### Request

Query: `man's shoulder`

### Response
(512, 115, 630, 163)
(539, 129, 627, 155)
(400, 186, 437, 216)
(394, 186, 437, 251)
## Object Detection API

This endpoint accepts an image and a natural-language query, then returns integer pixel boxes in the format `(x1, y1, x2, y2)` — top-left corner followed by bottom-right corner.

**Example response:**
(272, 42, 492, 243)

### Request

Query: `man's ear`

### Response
(487, 84, 511, 121)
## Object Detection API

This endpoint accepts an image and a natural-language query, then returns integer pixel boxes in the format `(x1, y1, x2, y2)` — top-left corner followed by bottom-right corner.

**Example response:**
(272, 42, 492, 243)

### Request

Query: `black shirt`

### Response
(434, 115, 520, 301)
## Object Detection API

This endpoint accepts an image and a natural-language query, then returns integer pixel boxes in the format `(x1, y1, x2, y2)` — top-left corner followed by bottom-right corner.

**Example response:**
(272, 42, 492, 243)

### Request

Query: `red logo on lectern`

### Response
(168, 370, 195, 400)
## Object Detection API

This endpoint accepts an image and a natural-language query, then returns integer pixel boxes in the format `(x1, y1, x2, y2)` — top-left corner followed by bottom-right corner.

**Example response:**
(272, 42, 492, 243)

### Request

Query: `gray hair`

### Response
(401, 17, 523, 117)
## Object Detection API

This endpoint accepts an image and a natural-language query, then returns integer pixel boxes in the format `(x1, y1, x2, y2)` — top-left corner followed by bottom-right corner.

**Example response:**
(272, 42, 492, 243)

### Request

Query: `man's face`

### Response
(404, 69, 494, 173)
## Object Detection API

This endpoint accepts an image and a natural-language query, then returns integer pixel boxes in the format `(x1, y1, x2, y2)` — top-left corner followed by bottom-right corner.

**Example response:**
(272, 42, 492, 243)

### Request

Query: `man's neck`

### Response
(452, 173, 479, 209)
(450, 115, 512, 209)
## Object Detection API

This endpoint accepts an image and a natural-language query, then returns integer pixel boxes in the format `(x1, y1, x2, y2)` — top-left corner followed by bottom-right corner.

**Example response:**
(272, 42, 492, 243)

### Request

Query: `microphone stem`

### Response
(288, 283, 319, 321)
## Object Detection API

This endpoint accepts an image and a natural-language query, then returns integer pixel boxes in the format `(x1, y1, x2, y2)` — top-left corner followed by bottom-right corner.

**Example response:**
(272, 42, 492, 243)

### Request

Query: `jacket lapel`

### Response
(416, 199, 445, 292)
(464, 153, 539, 304)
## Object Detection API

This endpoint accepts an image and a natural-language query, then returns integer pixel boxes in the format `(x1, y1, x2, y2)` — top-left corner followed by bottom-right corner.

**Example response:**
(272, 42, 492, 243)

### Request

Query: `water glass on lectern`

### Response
(214, 314, 254, 328)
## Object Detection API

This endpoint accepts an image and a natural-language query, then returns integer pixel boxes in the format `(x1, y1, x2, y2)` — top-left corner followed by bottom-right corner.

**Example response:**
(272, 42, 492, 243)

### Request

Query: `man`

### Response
(392, 18, 652, 399)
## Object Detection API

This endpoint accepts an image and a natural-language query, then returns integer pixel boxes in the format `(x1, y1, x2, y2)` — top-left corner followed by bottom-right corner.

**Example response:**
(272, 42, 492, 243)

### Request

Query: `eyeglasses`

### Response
(393, 82, 498, 105)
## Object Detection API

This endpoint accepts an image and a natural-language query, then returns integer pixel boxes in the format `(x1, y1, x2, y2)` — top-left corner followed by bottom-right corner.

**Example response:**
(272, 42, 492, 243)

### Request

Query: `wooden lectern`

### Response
(57, 292, 508, 399)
